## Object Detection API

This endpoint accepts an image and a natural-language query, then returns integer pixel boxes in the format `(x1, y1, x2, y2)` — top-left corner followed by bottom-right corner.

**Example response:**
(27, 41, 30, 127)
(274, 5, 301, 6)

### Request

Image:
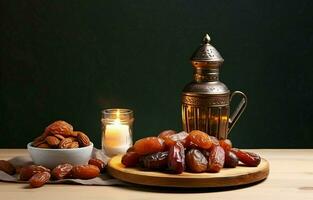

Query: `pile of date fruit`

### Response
(122, 130, 261, 174)
(0, 120, 107, 188)
(0, 158, 106, 188)
(32, 120, 92, 149)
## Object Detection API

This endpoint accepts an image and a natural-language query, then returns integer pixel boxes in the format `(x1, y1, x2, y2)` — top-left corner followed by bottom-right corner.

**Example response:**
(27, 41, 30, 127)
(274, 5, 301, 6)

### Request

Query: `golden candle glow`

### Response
(102, 109, 132, 157)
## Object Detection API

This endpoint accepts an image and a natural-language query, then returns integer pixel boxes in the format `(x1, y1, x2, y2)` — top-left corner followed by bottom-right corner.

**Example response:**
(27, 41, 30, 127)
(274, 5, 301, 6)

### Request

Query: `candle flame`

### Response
(116, 109, 120, 117)
(114, 109, 121, 124)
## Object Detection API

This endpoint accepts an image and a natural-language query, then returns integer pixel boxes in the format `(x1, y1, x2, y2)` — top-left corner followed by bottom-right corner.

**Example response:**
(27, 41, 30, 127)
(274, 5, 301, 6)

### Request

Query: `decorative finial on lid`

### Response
(190, 33, 224, 63)
(203, 34, 211, 44)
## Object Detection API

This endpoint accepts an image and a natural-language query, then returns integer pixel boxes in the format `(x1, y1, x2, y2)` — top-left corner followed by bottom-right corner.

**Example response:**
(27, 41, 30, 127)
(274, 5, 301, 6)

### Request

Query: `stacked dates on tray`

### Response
(122, 130, 261, 174)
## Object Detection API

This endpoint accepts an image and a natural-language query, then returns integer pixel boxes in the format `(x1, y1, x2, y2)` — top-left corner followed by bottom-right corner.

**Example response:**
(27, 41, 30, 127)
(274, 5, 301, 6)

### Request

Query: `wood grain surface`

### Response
(0, 149, 312, 200)
(107, 155, 269, 187)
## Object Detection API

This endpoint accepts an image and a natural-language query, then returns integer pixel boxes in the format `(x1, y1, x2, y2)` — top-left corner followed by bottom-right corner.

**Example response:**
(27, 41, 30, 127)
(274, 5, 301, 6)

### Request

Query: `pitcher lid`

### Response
(190, 34, 224, 63)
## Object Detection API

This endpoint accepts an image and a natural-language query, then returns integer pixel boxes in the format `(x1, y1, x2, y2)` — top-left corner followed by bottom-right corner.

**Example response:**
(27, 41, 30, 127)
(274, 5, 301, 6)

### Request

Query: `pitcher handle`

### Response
(228, 91, 248, 135)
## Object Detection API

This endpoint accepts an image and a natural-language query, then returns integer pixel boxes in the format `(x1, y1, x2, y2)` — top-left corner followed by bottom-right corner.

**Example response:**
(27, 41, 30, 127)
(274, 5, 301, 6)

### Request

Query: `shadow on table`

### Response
(117, 178, 267, 193)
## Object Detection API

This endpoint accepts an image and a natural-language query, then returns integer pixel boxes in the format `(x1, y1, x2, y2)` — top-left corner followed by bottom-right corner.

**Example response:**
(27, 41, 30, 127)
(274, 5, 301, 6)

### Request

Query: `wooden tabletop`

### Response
(0, 149, 312, 200)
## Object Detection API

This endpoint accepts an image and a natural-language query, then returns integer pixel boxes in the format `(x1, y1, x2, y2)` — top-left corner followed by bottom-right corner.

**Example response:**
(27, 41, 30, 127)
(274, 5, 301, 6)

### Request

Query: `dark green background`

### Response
(1, 1, 313, 148)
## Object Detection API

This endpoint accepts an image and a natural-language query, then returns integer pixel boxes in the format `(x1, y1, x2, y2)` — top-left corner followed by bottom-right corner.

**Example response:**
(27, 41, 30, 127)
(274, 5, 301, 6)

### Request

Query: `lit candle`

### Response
(102, 109, 133, 157)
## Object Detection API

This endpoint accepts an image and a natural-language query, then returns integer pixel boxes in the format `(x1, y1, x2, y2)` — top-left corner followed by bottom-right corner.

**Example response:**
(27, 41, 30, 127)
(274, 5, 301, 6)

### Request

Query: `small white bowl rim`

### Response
(27, 142, 93, 151)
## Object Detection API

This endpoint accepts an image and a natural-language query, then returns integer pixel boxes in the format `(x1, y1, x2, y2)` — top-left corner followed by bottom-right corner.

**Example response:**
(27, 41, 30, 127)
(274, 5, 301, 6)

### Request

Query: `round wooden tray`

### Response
(107, 155, 270, 188)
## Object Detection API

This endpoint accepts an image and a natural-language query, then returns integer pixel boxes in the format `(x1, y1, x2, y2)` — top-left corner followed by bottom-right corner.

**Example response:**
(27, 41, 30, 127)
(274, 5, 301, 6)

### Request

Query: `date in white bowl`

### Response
(27, 142, 93, 169)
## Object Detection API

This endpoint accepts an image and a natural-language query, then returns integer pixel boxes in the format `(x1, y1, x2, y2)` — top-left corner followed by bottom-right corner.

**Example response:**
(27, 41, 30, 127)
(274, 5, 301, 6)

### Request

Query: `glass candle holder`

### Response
(101, 109, 134, 157)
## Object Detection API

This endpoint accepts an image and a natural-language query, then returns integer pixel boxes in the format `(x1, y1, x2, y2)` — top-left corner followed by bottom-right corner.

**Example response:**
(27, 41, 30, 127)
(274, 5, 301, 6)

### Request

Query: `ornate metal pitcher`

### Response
(182, 34, 247, 139)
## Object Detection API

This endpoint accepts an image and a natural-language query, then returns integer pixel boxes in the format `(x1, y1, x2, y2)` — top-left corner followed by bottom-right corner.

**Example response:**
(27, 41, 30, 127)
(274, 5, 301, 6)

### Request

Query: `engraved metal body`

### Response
(182, 34, 247, 139)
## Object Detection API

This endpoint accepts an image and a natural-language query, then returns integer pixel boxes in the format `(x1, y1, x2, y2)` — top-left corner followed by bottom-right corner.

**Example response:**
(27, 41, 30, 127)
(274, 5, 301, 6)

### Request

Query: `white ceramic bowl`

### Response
(27, 142, 93, 169)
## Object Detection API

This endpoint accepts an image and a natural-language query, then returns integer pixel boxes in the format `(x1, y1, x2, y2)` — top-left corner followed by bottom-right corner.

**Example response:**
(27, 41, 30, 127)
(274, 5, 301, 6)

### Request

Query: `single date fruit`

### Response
(219, 139, 232, 151)
(207, 146, 225, 173)
(122, 152, 141, 167)
(133, 137, 165, 155)
(187, 130, 212, 150)
(45, 120, 73, 137)
(45, 136, 60, 147)
(71, 131, 79, 137)
(186, 149, 208, 173)
(54, 134, 65, 140)
(168, 142, 185, 174)
(158, 130, 176, 140)
(164, 131, 189, 147)
(0, 160, 16, 175)
(32, 132, 49, 147)
(59, 138, 74, 149)
(51, 164, 73, 180)
(210, 136, 220, 147)
(234, 150, 261, 167)
(142, 151, 169, 170)
(37, 143, 50, 148)
(88, 158, 106, 172)
(72, 165, 100, 179)
(29, 171, 51, 188)
(224, 151, 239, 168)
(69, 141, 79, 148)
(77, 131, 91, 147)
(20, 165, 50, 181)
